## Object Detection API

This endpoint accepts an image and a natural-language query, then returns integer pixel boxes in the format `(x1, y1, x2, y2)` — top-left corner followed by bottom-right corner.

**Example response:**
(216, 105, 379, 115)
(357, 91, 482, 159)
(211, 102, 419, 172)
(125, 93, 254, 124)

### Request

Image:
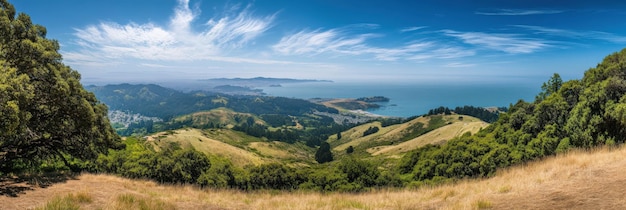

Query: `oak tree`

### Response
(0, 0, 121, 171)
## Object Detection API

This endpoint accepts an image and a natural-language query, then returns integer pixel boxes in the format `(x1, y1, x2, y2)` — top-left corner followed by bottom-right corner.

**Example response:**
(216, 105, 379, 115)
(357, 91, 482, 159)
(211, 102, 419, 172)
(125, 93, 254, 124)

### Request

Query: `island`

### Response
(201, 77, 332, 88)
(199, 77, 332, 95)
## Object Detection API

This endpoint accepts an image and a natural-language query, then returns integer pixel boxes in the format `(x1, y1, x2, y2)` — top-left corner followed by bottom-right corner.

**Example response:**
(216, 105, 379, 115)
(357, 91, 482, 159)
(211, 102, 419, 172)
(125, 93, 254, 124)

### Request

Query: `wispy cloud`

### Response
(442, 30, 551, 54)
(139, 63, 177, 68)
(408, 47, 476, 61)
(475, 9, 563, 16)
(273, 28, 475, 61)
(66, 0, 275, 65)
(272, 29, 372, 56)
(444, 62, 476, 68)
(514, 25, 626, 43)
(400, 26, 428, 33)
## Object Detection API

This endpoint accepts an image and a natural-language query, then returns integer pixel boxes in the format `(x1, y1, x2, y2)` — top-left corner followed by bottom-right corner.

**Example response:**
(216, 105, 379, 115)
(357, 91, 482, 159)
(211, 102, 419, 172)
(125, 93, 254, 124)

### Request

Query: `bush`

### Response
(315, 142, 333, 163)
(363, 126, 379, 136)
(248, 163, 299, 190)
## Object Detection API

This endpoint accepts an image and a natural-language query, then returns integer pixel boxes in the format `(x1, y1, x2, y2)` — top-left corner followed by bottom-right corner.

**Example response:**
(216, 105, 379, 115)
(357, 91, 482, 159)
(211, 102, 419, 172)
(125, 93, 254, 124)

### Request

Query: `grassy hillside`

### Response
(330, 114, 488, 157)
(370, 115, 488, 157)
(146, 129, 265, 166)
(5, 146, 626, 210)
(171, 107, 265, 129)
(144, 128, 315, 167)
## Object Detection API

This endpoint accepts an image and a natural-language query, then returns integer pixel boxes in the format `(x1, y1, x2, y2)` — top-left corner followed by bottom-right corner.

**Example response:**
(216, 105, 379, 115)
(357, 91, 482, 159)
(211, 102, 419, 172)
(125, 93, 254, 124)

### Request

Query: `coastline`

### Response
(348, 109, 385, 118)
(263, 82, 538, 118)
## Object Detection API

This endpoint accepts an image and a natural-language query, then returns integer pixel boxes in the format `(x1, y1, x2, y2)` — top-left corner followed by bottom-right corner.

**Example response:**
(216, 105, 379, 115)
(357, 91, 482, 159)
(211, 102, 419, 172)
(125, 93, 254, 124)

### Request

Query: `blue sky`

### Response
(13, 0, 626, 85)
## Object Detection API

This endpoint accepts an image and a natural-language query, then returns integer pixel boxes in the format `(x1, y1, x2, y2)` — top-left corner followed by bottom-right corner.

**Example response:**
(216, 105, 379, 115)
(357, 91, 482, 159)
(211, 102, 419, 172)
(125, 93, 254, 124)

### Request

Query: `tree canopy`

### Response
(536, 73, 563, 101)
(0, 0, 121, 171)
(315, 142, 333, 163)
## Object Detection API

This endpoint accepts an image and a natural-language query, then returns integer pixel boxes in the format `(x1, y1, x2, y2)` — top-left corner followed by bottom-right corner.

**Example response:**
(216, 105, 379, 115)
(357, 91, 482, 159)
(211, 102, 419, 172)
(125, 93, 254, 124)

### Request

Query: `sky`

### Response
(12, 0, 626, 85)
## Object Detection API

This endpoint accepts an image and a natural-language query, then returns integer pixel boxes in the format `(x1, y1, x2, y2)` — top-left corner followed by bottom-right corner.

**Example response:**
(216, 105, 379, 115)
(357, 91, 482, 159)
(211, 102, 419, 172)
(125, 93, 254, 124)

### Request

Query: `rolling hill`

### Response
(370, 115, 488, 157)
(144, 128, 316, 167)
(133, 113, 489, 170)
(329, 114, 489, 158)
(170, 107, 264, 129)
(139, 113, 488, 169)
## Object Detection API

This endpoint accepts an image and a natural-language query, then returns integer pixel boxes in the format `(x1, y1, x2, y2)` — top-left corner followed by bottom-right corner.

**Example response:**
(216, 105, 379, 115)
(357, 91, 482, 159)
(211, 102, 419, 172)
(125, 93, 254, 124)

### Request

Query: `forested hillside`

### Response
(398, 48, 626, 185)
(426, 105, 505, 123)
(86, 84, 338, 121)
(87, 84, 351, 146)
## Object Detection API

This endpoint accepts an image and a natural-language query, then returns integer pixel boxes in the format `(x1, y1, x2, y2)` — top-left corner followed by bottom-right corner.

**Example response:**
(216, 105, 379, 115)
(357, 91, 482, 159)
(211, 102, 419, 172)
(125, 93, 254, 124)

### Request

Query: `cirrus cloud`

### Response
(272, 28, 475, 61)
(65, 0, 275, 66)
(475, 9, 563, 16)
(442, 30, 551, 54)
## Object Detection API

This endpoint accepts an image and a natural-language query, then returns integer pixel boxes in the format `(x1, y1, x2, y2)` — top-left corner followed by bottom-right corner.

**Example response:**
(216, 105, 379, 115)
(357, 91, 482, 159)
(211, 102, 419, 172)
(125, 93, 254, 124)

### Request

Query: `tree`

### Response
(346, 145, 354, 154)
(0, 0, 121, 171)
(337, 132, 342, 140)
(338, 157, 380, 188)
(536, 73, 563, 101)
(363, 126, 379, 136)
(248, 163, 298, 190)
(171, 149, 211, 184)
(315, 142, 333, 163)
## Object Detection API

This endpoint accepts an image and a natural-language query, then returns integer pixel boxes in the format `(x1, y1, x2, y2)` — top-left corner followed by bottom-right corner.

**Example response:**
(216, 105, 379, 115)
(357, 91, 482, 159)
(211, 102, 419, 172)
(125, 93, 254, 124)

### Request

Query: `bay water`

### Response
(262, 82, 540, 117)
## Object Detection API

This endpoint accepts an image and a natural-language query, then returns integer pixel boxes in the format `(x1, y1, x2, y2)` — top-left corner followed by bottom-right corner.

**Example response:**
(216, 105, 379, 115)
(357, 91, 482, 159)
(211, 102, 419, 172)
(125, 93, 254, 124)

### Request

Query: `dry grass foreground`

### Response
(3, 146, 626, 210)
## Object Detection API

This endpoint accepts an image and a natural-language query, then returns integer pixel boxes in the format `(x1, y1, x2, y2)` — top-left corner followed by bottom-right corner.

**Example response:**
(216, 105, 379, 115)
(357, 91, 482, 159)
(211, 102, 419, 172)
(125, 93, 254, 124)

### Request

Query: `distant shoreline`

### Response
(347, 109, 385, 117)
(310, 97, 390, 117)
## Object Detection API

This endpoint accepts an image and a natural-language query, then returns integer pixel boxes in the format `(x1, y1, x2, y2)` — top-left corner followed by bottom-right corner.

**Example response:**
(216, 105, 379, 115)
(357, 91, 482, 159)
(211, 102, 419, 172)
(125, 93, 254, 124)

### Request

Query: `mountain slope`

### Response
(4, 146, 626, 210)
(144, 128, 315, 167)
(146, 129, 266, 166)
(171, 107, 264, 129)
(369, 116, 488, 156)
(330, 114, 488, 156)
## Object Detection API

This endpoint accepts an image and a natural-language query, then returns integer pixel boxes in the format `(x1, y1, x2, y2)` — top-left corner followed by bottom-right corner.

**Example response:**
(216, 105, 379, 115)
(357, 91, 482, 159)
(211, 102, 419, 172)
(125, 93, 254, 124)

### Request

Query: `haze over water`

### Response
(263, 82, 540, 117)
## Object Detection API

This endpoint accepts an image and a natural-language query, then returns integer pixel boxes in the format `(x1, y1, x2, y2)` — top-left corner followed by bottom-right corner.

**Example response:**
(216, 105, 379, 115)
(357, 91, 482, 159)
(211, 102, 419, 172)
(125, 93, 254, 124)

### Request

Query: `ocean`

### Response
(262, 82, 540, 117)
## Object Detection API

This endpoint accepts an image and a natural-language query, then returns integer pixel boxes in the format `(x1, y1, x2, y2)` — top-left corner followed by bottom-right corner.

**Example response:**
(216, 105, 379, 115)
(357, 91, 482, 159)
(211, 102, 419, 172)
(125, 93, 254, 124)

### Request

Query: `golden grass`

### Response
(145, 128, 315, 167)
(110, 193, 176, 210)
(370, 115, 488, 156)
(332, 115, 487, 157)
(175, 107, 259, 128)
(34, 192, 92, 210)
(5, 145, 626, 209)
(149, 128, 265, 166)
(249, 141, 314, 163)
(333, 121, 387, 151)
(331, 117, 432, 152)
